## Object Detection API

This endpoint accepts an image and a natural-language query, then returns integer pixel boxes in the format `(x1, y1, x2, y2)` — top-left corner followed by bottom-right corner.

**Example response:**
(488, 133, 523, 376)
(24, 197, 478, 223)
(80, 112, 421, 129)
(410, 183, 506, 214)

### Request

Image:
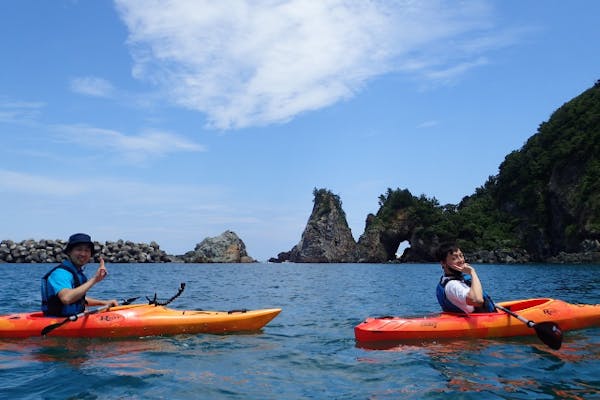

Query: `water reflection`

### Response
(1, 337, 181, 375)
(356, 331, 600, 399)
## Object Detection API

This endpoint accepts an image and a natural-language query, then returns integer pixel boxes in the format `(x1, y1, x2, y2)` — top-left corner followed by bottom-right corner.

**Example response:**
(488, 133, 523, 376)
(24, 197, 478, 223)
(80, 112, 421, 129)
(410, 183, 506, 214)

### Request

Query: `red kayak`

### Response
(355, 298, 600, 344)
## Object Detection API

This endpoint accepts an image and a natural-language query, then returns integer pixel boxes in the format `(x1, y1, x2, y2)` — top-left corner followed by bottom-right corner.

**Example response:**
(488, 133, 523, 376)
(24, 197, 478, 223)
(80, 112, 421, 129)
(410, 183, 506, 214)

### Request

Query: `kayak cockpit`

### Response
(498, 298, 552, 312)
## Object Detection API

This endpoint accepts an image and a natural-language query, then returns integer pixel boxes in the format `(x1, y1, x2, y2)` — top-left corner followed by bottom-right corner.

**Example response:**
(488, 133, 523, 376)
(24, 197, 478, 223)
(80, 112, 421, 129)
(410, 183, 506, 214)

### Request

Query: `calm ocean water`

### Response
(1, 262, 599, 399)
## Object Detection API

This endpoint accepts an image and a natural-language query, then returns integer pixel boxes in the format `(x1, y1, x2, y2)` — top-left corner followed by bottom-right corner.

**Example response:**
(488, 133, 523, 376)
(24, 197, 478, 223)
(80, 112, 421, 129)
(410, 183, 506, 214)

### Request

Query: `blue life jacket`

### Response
(436, 274, 496, 314)
(41, 261, 88, 316)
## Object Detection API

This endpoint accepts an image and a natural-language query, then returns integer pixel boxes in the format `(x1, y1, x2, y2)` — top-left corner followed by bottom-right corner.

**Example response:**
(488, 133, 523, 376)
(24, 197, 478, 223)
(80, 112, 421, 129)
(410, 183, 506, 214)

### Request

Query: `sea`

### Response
(0, 262, 599, 399)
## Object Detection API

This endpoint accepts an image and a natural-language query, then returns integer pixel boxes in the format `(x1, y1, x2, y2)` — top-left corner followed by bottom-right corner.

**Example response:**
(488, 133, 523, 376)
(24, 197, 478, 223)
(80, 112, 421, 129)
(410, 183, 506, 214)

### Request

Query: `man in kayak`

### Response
(436, 243, 496, 314)
(41, 233, 118, 317)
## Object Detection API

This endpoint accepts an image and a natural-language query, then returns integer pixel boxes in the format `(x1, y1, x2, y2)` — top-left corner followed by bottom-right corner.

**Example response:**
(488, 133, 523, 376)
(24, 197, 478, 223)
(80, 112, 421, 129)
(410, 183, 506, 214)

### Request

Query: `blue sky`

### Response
(1, 1, 598, 261)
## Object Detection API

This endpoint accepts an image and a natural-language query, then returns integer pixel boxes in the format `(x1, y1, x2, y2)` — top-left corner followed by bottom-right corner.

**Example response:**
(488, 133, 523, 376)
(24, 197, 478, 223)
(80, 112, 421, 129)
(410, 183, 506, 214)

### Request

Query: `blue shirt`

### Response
(41, 260, 88, 316)
(47, 261, 85, 293)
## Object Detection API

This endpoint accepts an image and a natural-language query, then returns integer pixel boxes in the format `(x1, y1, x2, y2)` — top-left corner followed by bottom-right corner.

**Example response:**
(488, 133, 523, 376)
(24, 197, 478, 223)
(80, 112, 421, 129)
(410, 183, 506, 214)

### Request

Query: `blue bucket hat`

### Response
(64, 233, 95, 255)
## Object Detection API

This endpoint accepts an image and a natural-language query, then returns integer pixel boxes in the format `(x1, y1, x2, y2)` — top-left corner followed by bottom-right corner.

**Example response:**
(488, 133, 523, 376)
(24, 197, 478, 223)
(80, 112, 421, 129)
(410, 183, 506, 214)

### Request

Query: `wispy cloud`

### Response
(0, 168, 223, 204)
(53, 124, 206, 162)
(0, 168, 239, 252)
(0, 95, 204, 164)
(417, 120, 439, 129)
(0, 169, 87, 196)
(70, 76, 116, 98)
(114, 0, 517, 129)
(0, 99, 45, 123)
(422, 57, 489, 84)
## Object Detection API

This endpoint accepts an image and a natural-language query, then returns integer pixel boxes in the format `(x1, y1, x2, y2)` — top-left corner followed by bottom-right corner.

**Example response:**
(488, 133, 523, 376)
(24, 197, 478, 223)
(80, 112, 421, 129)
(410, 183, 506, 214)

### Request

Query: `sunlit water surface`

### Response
(1, 263, 599, 399)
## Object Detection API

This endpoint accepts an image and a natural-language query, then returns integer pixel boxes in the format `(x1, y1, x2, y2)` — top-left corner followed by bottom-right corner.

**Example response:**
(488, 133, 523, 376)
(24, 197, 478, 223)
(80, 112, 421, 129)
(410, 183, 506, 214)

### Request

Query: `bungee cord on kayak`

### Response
(146, 283, 186, 306)
(39, 284, 186, 336)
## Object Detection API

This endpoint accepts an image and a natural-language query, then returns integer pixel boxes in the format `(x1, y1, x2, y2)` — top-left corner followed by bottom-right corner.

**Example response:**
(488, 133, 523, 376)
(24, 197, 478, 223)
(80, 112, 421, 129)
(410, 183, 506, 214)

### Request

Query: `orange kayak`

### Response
(0, 304, 281, 338)
(354, 298, 600, 343)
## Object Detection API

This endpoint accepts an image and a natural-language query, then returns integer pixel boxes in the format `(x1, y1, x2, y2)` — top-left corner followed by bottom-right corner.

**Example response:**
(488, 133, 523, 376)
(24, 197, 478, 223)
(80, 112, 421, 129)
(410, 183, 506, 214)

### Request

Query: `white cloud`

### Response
(0, 99, 45, 123)
(53, 124, 205, 162)
(423, 57, 489, 84)
(114, 0, 514, 129)
(70, 77, 116, 97)
(0, 168, 223, 204)
(0, 169, 83, 196)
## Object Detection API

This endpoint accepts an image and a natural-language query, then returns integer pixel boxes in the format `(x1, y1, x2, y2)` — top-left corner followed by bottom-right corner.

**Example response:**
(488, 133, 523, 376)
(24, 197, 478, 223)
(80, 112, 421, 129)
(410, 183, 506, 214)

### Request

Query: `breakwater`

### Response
(0, 231, 257, 263)
(0, 239, 174, 263)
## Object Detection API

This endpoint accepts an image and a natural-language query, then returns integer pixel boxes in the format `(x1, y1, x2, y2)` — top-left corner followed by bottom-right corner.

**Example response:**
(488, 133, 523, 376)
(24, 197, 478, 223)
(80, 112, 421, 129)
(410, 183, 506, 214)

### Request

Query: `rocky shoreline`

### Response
(465, 246, 600, 264)
(267, 189, 600, 265)
(0, 231, 256, 264)
(3, 229, 598, 265)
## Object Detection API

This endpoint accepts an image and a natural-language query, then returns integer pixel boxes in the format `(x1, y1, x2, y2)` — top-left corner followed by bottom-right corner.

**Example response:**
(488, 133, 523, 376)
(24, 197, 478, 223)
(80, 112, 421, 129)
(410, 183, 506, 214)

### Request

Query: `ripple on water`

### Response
(1, 263, 599, 399)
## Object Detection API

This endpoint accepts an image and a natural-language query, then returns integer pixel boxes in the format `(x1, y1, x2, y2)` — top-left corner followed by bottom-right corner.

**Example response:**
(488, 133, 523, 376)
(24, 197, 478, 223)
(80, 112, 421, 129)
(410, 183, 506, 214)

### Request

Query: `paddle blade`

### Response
(41, 320, 67, 336)
(121, 297, 140, 305)
(534, 321, 563, 350)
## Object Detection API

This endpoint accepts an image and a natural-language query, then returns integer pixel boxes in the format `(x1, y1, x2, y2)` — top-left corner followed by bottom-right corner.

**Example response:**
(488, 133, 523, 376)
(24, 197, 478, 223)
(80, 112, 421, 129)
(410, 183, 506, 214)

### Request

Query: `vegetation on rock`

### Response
(371, 80, 600, 262)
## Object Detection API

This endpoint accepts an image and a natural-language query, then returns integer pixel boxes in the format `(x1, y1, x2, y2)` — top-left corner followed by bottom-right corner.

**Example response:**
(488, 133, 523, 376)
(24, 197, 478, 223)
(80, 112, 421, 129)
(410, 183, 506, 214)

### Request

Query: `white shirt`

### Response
(444, 279, 475, 313)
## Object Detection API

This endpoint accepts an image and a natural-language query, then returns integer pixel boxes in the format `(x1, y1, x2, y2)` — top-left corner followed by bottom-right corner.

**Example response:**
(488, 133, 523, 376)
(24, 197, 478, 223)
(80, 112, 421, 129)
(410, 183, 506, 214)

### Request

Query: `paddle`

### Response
(495, 304, 563, 350)
(41, 296, 139, 336)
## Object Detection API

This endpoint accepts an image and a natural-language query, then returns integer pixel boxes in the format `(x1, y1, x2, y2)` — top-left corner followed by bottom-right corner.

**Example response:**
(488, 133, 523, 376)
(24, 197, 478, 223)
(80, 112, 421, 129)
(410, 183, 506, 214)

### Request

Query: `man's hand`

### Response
(94, 258, 108, 282)
(448, 262, 475, 275)
(106, 299, 119, 307)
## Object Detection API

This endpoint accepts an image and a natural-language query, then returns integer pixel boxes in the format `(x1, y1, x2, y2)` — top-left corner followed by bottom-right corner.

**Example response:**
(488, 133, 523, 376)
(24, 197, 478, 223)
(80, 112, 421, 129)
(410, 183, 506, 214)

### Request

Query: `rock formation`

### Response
(355, 209, 415, 263)
(270, 188, 446, 263)
(270, 189, 357, 263)
(353, 188, 447, 263)
(180, 231, 255, 263)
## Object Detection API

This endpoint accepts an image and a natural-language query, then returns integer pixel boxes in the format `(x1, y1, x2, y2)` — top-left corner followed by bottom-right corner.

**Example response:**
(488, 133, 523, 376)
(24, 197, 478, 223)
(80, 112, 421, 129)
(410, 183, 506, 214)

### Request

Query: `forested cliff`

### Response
(272, 80, 600, 263)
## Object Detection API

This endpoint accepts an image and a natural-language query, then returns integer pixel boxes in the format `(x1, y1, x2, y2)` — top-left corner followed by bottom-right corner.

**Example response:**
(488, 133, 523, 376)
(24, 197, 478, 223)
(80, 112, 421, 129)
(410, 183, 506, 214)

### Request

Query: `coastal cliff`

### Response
(491, 80, 600, 260)
(271, 80, 600, 264)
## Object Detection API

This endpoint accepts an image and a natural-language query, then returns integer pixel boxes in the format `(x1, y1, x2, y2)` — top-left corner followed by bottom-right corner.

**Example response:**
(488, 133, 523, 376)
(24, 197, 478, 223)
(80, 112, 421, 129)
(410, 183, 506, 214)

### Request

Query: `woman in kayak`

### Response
(41, 233, 118, 317)
(436, 243, 496, 314)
